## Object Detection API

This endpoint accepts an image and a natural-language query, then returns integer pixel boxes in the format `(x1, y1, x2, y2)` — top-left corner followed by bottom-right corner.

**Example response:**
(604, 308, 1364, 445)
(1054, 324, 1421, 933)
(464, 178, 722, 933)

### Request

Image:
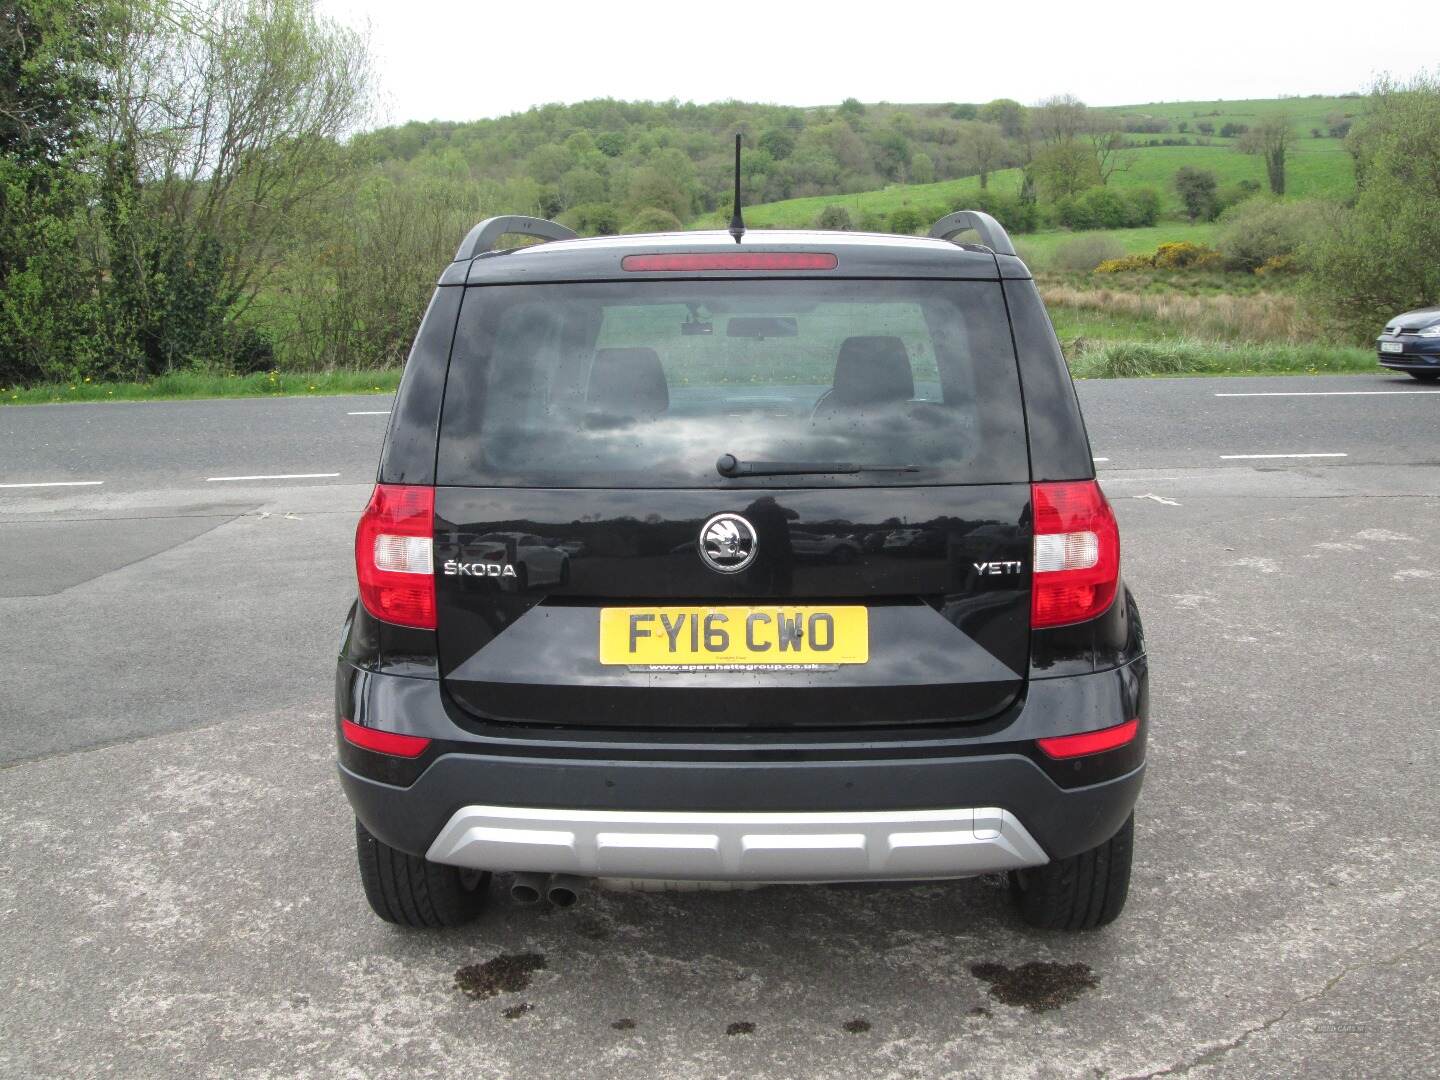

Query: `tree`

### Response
(0, 0, 118, 385)
(0, 0, 111, 169)
(626, 167, 690, 221)
(758, 127, 794, 161)
(909, 151, 934, 184)
(1174, 166, 1220, 222)
(812, 204, 852, 230)
(1238, 114, 1295, 195)
(623, 207, 682, 234)
(961, 121, 1007, 189)
(1088, 122, 1129, 184)
(101, 0, 373, 370)
(873, 125, 910, 180)
(979, 98, 1027, 139)
(837, 97, 866, 127)
(1308, 76, 1440, 336)
(1030, 141, 1100, 200)
(1031, 94, 1089, 146)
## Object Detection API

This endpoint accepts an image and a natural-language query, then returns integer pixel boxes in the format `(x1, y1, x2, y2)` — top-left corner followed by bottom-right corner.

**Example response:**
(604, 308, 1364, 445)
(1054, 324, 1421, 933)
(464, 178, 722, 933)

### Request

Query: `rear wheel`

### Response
(1407, 371, 1440, 382)
(1009, 814, 1133, 930)
(355, 819, 490, 928)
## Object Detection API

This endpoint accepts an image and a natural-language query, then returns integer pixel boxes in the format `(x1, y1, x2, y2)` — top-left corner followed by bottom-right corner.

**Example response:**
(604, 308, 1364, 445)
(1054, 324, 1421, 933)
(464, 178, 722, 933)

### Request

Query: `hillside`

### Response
(718, 140, 1354, 230)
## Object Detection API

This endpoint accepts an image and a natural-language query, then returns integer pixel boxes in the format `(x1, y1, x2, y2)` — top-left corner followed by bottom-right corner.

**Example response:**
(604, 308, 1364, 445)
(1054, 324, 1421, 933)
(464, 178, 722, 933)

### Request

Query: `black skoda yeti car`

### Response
(337, 211, 1148, 932)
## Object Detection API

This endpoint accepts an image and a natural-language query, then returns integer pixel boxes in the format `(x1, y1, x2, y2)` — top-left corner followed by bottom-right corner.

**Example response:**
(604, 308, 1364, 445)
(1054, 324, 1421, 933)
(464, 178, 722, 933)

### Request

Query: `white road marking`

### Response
(0, 480, 104, 489)
(1102, 476, 1193, 483)
(1092, 457, 1110, 462)
(1134, 493, 1181, 506)
(1215, 390, 1440, 397)
(1219, 453, 1347, 460)
(205, 472, 340, 482)
(347, 410, 391, 415)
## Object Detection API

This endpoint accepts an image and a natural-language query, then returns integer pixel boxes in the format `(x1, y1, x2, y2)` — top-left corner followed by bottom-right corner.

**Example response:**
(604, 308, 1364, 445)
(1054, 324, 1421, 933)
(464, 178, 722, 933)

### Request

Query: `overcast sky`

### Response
(319, 0, 1436, 128)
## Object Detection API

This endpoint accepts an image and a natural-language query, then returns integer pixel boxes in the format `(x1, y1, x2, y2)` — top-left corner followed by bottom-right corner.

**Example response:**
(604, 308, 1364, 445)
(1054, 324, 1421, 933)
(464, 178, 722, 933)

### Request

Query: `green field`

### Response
(1097, 95, 1364, 135)
(718, 141, 1352, 231)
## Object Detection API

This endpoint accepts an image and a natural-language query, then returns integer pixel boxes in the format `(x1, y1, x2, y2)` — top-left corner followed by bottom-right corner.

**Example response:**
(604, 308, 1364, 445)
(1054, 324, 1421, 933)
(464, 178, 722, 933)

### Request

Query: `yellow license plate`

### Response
(600, 606, 869, 666)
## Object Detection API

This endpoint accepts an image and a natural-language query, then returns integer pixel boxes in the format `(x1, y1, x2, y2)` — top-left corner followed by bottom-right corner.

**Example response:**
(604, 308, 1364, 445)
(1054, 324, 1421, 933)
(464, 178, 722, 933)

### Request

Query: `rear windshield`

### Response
(437, 279, 1027, 488)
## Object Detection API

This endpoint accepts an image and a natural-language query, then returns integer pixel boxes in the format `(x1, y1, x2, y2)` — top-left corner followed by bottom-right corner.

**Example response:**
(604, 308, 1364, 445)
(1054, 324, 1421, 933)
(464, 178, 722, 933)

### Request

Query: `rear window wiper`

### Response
(716, 454, 920, 478)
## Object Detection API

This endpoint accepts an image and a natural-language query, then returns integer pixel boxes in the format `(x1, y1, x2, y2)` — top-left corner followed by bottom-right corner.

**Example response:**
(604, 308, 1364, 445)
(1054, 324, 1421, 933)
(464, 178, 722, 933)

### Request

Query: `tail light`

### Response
(355, 484, 435, 629)
(1031, 480, 1119, 628)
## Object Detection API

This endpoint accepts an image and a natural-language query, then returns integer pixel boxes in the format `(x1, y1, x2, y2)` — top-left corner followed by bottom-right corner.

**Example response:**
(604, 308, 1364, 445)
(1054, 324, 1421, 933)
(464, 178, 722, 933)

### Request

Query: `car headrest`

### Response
(586, 347, 669, 420)
(831, 336, 914, 406)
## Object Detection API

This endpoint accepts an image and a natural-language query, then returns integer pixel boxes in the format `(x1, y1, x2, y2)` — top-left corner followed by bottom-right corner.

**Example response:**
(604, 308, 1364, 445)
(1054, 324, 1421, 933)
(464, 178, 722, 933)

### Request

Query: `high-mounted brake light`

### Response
(1037, 719, 1140, 760)
(621, 252, 838, 272)
(355, 484, 436, 630)
(340, 718, 431, 758)
(1031, 480, 1119, 628)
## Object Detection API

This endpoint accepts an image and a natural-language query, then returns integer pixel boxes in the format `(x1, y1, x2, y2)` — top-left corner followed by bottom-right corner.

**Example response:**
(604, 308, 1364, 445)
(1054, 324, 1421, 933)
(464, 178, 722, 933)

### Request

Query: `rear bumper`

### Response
(337, 652, 1147, 879)
(341, 752, 1142, 879)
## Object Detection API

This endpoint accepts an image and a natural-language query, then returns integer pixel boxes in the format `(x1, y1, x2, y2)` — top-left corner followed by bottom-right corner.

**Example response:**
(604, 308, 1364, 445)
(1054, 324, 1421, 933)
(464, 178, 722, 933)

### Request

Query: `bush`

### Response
(559, 202, 621, 236)
(1053, 187, 1159, 230)
(1051, 234, 1126, 272)
(1122, 187, 1162, 227)
(887, 207, 926, 235)
(968, 189, 1039, 234)
(1094, 242, 1223, 273)
(1214, 198, 1326, 272)
(1152, 241, 1222, 269)
(623, 208, 684, 234)
(812, 205, 854, 230)
(1095, 253, 1156, 273)
(1215, 179, 1261, 216)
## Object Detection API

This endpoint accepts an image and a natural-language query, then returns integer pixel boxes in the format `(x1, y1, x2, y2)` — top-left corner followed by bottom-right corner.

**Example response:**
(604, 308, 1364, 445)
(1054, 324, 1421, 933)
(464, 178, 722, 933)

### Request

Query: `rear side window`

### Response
(437, 280, 1027, 488)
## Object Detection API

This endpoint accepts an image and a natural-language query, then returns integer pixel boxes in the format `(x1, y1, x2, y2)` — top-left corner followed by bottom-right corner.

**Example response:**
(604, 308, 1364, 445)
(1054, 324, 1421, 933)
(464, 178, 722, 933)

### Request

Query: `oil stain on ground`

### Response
(969, 961, 1098, 1012)
(842, 1018, 871, 1034)
(725, 1021, 756, 1036)
(454, 953, 548, 1001)
(611, 1018, 637, 1031)
(501, 1003, 533, 1020)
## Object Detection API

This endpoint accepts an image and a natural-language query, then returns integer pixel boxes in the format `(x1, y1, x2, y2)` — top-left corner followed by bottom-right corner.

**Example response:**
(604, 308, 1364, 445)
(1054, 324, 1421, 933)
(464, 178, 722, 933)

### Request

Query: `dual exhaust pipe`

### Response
(510, 872, 585, 908)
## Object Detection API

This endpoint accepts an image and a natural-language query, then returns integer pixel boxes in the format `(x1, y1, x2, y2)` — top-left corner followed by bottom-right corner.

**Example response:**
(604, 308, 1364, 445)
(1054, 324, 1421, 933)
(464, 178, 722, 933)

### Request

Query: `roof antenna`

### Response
(728, 133, 746, 244)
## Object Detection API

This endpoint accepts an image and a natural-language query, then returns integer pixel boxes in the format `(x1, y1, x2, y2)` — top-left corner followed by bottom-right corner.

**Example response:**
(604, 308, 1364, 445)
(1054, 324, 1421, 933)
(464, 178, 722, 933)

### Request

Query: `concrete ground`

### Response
(1, 374, 1437, 1078)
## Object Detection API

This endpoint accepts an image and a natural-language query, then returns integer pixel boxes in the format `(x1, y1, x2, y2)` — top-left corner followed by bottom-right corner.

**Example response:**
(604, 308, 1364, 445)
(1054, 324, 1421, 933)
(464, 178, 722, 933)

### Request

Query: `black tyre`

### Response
(1406, 371, 1440, 382)
(1009, 814, 1133, 931)
(355, 819, 490, 928)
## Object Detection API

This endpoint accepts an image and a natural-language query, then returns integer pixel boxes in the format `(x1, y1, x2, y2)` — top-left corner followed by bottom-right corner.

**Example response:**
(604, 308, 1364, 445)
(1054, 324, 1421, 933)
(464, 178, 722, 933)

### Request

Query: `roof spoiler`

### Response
(927, 210, 1015, 257)
(454, 215, 579, 261)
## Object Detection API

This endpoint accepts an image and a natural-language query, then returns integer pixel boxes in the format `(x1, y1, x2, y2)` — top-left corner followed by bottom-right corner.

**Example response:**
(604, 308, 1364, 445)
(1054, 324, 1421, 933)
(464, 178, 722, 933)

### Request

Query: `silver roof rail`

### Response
(454, 215, 579, 262)
(927, 210, 1016, 257)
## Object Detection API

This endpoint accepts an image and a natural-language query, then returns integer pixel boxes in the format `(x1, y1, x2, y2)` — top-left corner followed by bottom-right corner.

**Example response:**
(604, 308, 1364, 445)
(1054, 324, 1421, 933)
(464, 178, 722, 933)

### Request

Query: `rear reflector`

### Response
(1037, 719, 1140, 760)
(622, 252, 838, 272)
(1031, 480, 1120, 628)
(355, 484, 436, 629)
(340, 718, 431, 758)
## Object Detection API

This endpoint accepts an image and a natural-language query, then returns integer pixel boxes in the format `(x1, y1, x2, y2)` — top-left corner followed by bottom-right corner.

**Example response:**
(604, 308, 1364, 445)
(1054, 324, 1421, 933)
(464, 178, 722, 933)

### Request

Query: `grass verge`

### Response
(1067, 339, 1376, 379)
(1, 368, 401, 405)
